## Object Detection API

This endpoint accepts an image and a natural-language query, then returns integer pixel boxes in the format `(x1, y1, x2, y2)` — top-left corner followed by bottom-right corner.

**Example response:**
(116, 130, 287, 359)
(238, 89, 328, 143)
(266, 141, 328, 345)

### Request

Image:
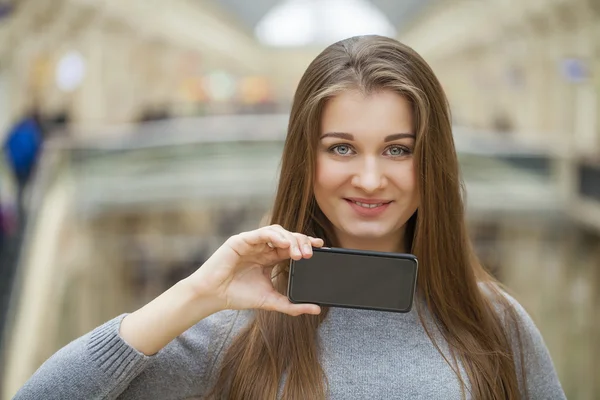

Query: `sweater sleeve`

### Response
(13, 310, 250, 400)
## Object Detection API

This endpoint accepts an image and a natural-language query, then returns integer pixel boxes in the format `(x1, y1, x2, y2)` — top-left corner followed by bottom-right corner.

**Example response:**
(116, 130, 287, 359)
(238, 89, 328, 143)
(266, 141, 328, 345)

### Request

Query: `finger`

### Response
(308, 236, 325, 247)
(263, 292, 321, 316)
(269, 226, 303, 260)
(241, 227, 291, 250)
(292, 233, 314, 258)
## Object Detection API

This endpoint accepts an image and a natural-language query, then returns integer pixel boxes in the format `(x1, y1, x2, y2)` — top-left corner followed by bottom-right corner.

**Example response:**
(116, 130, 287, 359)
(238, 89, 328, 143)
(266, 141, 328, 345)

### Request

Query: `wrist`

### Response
(120, 279, 224, 356)
(177, 277, 226, 316)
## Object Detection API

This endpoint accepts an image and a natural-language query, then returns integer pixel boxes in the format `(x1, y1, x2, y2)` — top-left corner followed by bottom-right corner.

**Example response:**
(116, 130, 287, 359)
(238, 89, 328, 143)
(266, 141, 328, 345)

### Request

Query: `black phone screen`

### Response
(288, 247, 418, 313)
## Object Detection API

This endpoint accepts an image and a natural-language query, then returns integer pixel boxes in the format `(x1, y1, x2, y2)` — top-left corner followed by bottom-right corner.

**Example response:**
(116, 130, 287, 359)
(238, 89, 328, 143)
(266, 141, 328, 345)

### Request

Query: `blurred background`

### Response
(0, 0, 598, 398)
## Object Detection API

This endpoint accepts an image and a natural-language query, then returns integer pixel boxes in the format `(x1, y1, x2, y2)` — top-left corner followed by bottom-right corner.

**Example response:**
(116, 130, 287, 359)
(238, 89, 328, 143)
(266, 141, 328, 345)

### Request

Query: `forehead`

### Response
(320, 90, 414, 137)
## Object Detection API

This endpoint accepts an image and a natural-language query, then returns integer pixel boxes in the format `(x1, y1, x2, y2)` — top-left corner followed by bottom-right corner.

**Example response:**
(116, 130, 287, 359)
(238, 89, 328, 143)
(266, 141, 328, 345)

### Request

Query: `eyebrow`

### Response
(320, 132, 416, 142)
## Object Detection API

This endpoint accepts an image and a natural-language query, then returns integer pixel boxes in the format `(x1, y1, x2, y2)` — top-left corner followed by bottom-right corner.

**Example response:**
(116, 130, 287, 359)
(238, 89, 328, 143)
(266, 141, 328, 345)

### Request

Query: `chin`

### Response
(342, 223, 395, 239)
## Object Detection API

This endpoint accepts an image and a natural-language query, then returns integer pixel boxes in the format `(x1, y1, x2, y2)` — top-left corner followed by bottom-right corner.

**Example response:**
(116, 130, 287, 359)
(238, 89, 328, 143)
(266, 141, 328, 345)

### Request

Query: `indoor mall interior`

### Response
(0, 0, 599, 398)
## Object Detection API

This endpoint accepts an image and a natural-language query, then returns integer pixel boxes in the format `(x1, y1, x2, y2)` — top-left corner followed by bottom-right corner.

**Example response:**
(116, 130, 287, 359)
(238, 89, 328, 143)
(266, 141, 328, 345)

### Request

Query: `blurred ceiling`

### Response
(209, 0, 434, 34)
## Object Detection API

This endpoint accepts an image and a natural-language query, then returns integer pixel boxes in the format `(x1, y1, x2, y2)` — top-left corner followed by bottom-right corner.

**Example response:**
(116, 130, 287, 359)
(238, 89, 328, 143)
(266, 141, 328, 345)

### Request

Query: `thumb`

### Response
(262, 292, 321, 316)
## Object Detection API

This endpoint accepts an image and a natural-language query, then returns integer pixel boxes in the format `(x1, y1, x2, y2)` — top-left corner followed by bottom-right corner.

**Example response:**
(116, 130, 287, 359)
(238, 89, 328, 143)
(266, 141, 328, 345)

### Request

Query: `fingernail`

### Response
(292, 246, 301, 255)
(303, 244, 312, 254)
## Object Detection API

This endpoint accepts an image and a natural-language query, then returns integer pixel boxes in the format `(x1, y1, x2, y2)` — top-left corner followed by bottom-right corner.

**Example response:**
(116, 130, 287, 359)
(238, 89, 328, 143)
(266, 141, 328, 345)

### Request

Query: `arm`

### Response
(13, 314, 150, 400)
(13, 281, 225, 400)
(13, 227, 321, 399)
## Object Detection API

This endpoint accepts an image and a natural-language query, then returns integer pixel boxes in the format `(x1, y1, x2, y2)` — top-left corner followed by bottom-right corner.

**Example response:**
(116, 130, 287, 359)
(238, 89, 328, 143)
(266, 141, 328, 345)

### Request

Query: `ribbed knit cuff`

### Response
(88, 314, 151, 385)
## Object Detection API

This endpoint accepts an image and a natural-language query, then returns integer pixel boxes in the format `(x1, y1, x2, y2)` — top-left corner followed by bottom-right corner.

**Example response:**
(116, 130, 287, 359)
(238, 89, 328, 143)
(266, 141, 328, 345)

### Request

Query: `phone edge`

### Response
(287, 249, 419, 314)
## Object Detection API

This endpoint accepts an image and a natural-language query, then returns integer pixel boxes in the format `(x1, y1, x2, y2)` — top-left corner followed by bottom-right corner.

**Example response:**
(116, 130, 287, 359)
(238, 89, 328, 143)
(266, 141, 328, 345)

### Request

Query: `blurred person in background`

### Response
(13, 36, 565, 400)
(0, 105, 45, 355)
(1, 105, 45, 277)
(2, 105, 44, 227)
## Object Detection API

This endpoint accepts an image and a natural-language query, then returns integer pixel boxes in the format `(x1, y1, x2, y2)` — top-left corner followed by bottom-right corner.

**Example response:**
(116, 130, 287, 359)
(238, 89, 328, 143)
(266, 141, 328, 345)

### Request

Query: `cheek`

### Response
(315, 157, 346, 192)
(390, 162, 417, 193)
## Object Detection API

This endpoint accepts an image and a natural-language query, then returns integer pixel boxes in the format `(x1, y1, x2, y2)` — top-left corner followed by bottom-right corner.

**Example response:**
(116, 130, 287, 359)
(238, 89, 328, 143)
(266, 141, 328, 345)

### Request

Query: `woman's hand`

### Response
(187, 224, 323, 316)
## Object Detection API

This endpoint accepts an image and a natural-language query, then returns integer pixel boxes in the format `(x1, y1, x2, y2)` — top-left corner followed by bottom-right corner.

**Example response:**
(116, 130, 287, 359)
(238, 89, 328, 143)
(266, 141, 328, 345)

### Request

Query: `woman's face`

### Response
(314, 89, 419, 252)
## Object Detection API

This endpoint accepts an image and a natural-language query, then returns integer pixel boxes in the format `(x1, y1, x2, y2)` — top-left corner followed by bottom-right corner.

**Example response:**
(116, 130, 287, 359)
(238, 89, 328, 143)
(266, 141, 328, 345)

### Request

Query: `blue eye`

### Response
(384, 145, 410, 157)
(330, 144, 354, 156)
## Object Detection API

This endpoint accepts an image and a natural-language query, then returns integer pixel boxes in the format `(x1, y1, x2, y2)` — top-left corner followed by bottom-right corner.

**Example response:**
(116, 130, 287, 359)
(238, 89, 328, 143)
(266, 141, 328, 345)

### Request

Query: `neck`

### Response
(336, 232, 406, 253)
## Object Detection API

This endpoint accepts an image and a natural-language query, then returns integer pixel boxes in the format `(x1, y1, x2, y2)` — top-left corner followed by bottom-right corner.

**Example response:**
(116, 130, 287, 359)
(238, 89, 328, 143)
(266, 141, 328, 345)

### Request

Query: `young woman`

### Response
(14, 35, 565, 400)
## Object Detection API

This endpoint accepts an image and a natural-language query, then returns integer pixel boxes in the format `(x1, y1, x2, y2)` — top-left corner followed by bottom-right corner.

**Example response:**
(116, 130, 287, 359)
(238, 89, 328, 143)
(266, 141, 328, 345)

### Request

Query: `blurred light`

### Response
(239, 76, 272, 104)
(204, 70, 236, 102)
(56, 51, 86, 92)
(255, 0, 396, 47)
(179, 77, 207, 103)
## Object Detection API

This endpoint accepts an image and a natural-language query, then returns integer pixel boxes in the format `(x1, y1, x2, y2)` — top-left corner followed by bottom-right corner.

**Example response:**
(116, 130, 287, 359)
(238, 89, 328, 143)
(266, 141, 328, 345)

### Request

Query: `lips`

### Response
(345, 198, 392, 208)
(344, 198, 393, 217)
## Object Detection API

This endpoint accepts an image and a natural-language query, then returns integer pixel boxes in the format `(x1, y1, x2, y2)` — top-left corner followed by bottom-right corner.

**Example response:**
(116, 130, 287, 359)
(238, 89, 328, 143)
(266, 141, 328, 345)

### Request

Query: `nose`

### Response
(351, 156, 387, 193)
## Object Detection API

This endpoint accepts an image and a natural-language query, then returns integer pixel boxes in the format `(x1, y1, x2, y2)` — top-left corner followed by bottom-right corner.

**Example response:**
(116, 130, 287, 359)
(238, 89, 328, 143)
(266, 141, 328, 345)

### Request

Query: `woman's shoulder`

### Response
(477, 282, 566, 397)
(478, 281, 530, 318)
(477, 281, 544, 342)
(478, 281, 527, 314)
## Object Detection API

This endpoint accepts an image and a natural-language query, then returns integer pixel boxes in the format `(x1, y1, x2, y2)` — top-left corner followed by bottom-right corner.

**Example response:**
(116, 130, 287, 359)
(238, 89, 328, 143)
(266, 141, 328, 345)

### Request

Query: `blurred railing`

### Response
(65, 117, 568, 218)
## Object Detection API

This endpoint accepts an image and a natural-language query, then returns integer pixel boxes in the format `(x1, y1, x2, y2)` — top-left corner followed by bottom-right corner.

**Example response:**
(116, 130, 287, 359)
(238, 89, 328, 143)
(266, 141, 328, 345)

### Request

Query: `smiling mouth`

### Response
(345, 199, 393, 209)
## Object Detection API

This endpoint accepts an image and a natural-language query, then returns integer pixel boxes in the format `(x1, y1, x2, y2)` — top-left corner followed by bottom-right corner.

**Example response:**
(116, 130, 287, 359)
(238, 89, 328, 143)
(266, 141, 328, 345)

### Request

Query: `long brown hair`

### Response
(208, 35, 526, 400)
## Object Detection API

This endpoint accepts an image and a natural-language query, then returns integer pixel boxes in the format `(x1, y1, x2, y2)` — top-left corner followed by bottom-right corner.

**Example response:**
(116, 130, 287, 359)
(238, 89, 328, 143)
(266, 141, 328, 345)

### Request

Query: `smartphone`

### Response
(287, 247, 418, 313)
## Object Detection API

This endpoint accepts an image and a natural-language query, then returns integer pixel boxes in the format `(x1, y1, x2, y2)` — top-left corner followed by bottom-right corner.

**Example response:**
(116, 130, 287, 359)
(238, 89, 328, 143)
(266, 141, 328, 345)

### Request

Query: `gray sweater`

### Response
(14, 294, 565, 400)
